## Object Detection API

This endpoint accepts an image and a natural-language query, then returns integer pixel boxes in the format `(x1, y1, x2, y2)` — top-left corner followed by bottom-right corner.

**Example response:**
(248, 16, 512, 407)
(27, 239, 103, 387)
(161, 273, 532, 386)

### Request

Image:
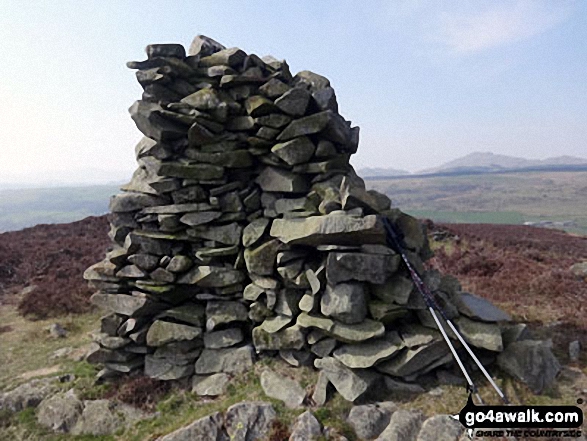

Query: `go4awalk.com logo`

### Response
(457, 394, 584, 439)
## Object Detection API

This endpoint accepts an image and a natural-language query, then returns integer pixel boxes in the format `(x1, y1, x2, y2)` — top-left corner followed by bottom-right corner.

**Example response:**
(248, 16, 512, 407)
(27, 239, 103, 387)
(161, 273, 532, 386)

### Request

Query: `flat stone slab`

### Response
(192, 373, 230, 397)
(333, 332, 404, 368)
(454, 292, 511, 322)
(146, 320, 202, 347)
(270, 213, 385, 246)
(224, 402, 277, 441)
(376, 340, 451, 378)
(195, 345, 255, 375)
(260, 369, 305, 408)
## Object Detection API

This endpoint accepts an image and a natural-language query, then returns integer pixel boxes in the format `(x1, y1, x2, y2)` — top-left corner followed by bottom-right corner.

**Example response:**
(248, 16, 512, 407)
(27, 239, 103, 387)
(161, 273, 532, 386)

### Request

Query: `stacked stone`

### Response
(84, 35, 518, 398)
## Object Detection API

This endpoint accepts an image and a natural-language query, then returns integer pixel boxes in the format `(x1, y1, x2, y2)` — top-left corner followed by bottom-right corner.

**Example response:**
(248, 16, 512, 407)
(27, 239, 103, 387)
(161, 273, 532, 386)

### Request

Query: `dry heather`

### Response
(426, 221, 587, 360)
(0, 215, 110, 318)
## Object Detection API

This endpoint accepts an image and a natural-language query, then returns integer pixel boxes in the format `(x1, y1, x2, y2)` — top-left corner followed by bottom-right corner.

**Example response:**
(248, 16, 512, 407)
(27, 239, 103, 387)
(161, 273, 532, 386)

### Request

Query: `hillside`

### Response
(367, 170, 587, 235)
(419, 152, 587, 175)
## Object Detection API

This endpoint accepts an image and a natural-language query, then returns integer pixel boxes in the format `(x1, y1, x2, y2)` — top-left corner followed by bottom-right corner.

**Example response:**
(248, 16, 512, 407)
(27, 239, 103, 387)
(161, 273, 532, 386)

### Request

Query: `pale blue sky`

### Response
(1, 0, 585, 185)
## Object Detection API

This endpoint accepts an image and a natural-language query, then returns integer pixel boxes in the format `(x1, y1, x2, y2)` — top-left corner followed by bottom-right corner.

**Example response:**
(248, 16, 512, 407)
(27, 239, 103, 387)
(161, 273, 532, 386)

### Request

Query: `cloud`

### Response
(436, 0, 575, 54)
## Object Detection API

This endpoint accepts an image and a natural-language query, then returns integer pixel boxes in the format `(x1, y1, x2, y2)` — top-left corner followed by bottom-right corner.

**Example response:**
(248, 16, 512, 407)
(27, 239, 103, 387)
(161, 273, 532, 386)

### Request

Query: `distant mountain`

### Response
(358, 167, 410, 178)
(419, 152, 587, 175)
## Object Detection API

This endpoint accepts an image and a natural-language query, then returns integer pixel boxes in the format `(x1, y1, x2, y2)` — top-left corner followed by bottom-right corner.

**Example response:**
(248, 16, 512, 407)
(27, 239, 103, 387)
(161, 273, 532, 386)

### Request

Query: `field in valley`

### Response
(366, 170, 587, 235)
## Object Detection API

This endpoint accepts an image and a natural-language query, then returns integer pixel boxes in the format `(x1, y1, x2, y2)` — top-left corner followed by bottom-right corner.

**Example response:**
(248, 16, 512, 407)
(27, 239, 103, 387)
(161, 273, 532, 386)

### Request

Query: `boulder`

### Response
(36, 389, 83, 433)
(374, 409, 425, 441)
(347, 402, 397, 440)
(145, 355, 194, 380)
(71, 400, 124, 436)
(289, 411, 323, 441)
(260, 369, 305, 408)
(497, 340, 561, 393)
(455, 317, 503, 352)
(206, 301, 248, 331)
(416, 415, 464, 441)
(0, 378, 58, 412)
(453, 292, 511, 322)
(256, 167, 309, 193)
(192, 374, 230, 397)
(253, 324, 305, 351)
(159, 412, 227, 441)
(224, 402, 277, 441)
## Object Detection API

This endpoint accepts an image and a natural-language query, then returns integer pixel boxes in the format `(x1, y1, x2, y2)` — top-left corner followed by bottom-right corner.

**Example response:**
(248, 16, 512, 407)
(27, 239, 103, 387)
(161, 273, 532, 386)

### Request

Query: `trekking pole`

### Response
(382, 217, 510, 405)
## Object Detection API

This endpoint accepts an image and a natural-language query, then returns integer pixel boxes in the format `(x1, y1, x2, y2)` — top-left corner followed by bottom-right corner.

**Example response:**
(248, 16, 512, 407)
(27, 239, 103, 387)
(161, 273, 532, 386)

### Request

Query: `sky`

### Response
(1, 0, 586, 186)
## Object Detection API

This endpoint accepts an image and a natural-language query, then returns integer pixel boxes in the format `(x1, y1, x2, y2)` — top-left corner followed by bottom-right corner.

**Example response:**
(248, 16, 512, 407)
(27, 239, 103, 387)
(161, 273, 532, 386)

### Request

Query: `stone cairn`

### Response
(84, 35, 538, 402)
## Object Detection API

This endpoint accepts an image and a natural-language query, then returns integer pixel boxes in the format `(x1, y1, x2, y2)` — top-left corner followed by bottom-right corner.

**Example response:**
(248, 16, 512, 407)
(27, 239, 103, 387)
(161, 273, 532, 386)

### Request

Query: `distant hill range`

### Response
(418, 152, 587, 175)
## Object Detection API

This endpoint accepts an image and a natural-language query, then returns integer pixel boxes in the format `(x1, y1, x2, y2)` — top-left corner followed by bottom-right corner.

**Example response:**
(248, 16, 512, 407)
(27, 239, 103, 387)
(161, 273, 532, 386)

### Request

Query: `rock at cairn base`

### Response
(84, 33, 557, 401)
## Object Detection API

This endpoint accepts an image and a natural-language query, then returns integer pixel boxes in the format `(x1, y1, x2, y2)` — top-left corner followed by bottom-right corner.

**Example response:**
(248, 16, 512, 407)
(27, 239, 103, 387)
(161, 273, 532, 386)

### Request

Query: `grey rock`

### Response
(37, 389, 83, 433)
(259, 78, 291, 98)
(90, 292, 162, 317)
(178, 266, 245, 287)
(255, 113, 292, 129)
(311, 338, 337, 358)
(200, 47, 247, 68)
(244, 95, 277, 117)
(279, 349, 314, 367)
(314, 357, 379, 402)
(159, 411, 227, 441)
(70, 399, 124, 436)
(271, 136, 316, 165)
(384, 377, 425, 394)
(375, 409, 425, 441)
(188, 35, 226, 57)
(416, 415, 464, 441)
(192, 373, 230, 397)
(289, 411, 323, 441)
(569, 340, 580, 362)
(275, 88, 311, 116)
(49, 323, 67, 338)
(326, 252, 400, 285)
(206, 301, 248, 331)
(166, 255, 193, 273)
(146, 320, 201, 347)
(293, 70, 330, 91)
(497, 340, 561, 393)
(376, 340, 450, 378)
(277, 110, 349, 145)
(454, 292, 511, 322)
(455, 317, 503, 352)
(224, 402, 277, 441)
(311, 371, 330, 405)
(188, 223, 243, 246)
(129, 101, 186, 142)
(204, 328, 244, 349)
(145, 355, 194, 380)
(570, 261, 587, 278)
(243, 217, 269, 247)
(180, 211, 222, 226)
(110, 192, 166, 213)
(150, 267, 175, 283)
(157, 304, 205, 327)
(321, 283, 367, 325)
(253, 324, 305, 351)
(260, 369, 305, 408)
(371, 275, 414, 305)
(0, 378, 58, 412)
(256, 167, 309, 193)
(128, 253, 160, 271)
(500, 323, 531, 346)
(400, 324, 441, 348)
(312, 86, 338, 112)
(244, 239, 282, 276)
(195, 345, 255, 374)
(260, 315, 292, 333)
(158, 161, 225, 180)
(270, 213, 385, 246)
(333, 333, 404, 368)
(116, 264, 147, 278)
(348, 402, 397, 440)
